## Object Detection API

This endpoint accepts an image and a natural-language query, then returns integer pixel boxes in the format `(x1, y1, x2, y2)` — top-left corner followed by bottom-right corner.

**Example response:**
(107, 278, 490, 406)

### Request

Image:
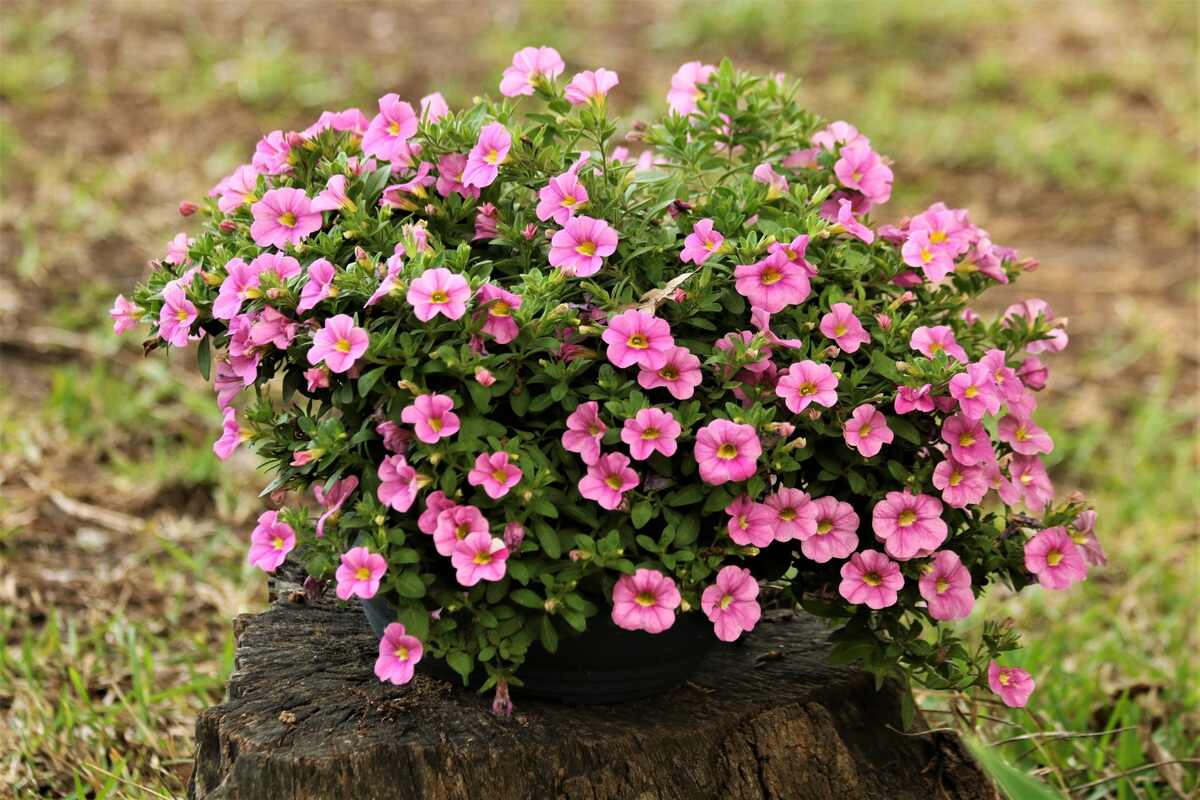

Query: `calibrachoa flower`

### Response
(307, 314, 368, 374)
(562, 401, 607, 465)
(832, 198, 875, 243)
(701, 566, 761, 642)
(819, 303, 870, 352)
(949, 362, 1002, 419)
(679, 218, 724, 264)
(776, 360, 838, 413)
(932, 458, 990, 508)
(910, 325, 968, 363)
(734, 251, 810, 312)
(1004, 454, 1055, 511)
(724, 495, 775, 546)
(997, 414, 1054, 455)
(843, 404, 893, 458)
(249, 188, 323, 248)
(164, 232, 192, 265)
(611, 569, 680, 633)
(212, 407, 247, 460)
(436, 153, 479, 199)
(578, 452, 639, 510)
(311, 174, 354, 213)
(895, 384, 936, 414)
(918, 550, 974, 620)
(637, 345, 702, 399)
(400, 393, 460, 444)
(549, 215, 619, 277)
(110, 295, 140, 334)
(418, 490, 457, 535)
(475, 283, 522, 344)
(246, 510, 295, 573)
(297, 257, 336, 313)
(335, 546, 387, 600)
(374, 623, 423, 686)
(667, 61, 716, 115)
(941, 414, 994, 466)
(620, 407, 681, 460)
(468, 451, 523, 499)
(463, 122, 512, 188)
(834, 142, 893, 205)
(902, 229, 956, 282)
(536, 172, 589, 224)
(216, 164, 258, 212)
(407, 267, 471, 322)
(1024, 526, 1086, 589)
(872, 489, 948, 560)
(313, 475, 358, 538)
(362, 93, 418, 162)
(157, 284, 196, 347)
(433, 504, 489, 557)
(377, 454, 419, 512)
(602, 309, 673, 370)
(988, 661, 1035, 708)
(499, 46, 565, 96)
(800, 496, 859, 562)
(565, 68, 619, 105)
(764, 488, 816, 542)
(451, 532, 509, 587)
(694, 419, 762, 485)
(839, 549, 903, 609)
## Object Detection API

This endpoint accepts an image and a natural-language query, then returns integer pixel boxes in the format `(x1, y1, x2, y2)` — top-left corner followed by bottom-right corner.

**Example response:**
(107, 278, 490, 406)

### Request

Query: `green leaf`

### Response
(394, 570, 426, 599)
(888, 416, 922, 446)
(534, 522, 561, 559)
(511, 588, 543, 608)
(196, 335, 211, 380)
(663, 485, 706, 507)
(357, 365, 388, 397)
(394, 602, 429, 641)
(446, 650, 474, 684)
(539, 616, 559, 653)
(631, 500, 655, 529)
(965, 738, 1060, 800)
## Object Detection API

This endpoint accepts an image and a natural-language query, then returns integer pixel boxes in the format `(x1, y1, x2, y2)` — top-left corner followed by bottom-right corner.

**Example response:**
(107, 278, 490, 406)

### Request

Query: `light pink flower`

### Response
(997, 415, 1054, 455)
(734, 251, 810, 313)
(776, 360, 838, 413)
(902, 229, 957, 282)
(406, 268, 471, 322)
(377, 454, 418, 512)
(252, 130, 291, 175)
(420, 92, 449, 122)
(473, 283, 522, 344)
(418, 490, 457, 535)
(1003, 454, 1055, 511)
(831, 198, 875, 243)
(911, 325, 968, 363)
(701, 566, 761, 642)
(724, 495, 774, 547)
(297, 258, 336, 313)
(768, 235, 816, 277)
(474, 366, 496, 386)
(536, 172, 589, 225)
(473, 202, 499, 240)
(800, 496, 859, 563)
(637, 345, 702, 400)
(611, 569, 680, 633)
(894, 384, 935, 415)
(217, 164, 258, 212)
(839, 549, 903, 609)
(932, 458, 989, 508)
(312, 475, 358, 538)
(950, 363, 1002, 420)
(246, 510, 295, 572)
(843, 404, 893, 458)
(602, 309, 674, 370)
(433, 504, 489, 557)
(565, 68, 619, 105)
(834, 142, 893, 205)
(213, 360, 243, 409)
(919, 550, 974, 620)
(1069, 509, 1106, 566)
(335, 546, 387, 600)
(310, 174, 354, 213)
(1017, 357, 1049, 391)
(362, 93, 418, 162)
(666, 61, 716, 115)
(164, 232, 192, 265)
(679, 218, 724, 264)
(251, 250, 302, 281)
(562, 401, 607, 465)
(400, 393, 460, 444)
(872, 489, 947, 560)
(158, 283, 197, 347)
(303, 366, 328, 392)
(578, 452, 639, 510)
(463, 122, 512, 188)
(941, 414, 993, 466)
(819, 303, 870, 353)
(213, 259, 260, 320)
(380, 162, 435, 210)
(212, 407, 247, 460)
(374, 623, 423, 685)
(249, 307, 297, 350)
(1025, 526, 1085, 589)
(468, 451, 523, 499)
(435, 153, 479, 199)
(500, 46, 565, 96)
(549, 215, 619, 277)
(110, 294, 140, 334)
(764, 488, 816, 542)
(451, 532, 509, 587)
(694, 419, 762, 485)
(988, 661, 1035, 708)
(249, 188, 322, 249)
(301, 107, 370, 139)
(752, 162, 789, 198)
(620, 407, 681, 461)
(306, 314, 368, 374)
(812, 121, 868, 151)
(1004, 299, 1069, 354)
(979, 349, 1025, 404)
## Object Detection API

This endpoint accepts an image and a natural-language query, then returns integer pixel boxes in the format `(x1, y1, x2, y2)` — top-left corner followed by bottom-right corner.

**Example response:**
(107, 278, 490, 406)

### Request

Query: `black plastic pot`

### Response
(361, 593, 719, 704)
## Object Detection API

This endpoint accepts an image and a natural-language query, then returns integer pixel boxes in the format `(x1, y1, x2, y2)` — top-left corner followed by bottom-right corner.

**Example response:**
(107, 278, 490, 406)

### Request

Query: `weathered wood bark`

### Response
(189, 570, 994, 800)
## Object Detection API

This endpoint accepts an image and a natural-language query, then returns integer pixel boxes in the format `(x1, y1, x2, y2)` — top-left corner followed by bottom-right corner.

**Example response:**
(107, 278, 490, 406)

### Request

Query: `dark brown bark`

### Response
(189, 570, 995, 800)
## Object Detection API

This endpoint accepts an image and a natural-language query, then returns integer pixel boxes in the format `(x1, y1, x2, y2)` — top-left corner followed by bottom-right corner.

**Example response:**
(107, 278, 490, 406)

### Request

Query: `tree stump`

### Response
(189, 569, 995, 800)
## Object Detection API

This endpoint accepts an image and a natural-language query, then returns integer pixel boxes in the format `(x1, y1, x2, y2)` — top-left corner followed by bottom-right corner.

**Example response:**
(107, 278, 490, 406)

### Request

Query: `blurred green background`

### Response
(0, 0, 1196, 797)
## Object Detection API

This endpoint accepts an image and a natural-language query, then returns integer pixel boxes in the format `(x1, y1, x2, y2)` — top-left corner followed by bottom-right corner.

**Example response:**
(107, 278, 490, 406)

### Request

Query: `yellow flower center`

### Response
(959, 433, 975, 447)
(176, 308, 190, 322)
(430, 289, 449, 304)
(717, 443, 738, 460)
(779, 507, 796, 521)
(561, 195, 577, 207)
(640, 427, 660, 441)
(627, 333, 649, 349)
(455, 523, 470, 539)
(1020, 473, 1034, 485)
(334, 338, 352, 353)
(658, 366, 678, 380)
(484, 148, 500, 165)
(491, 468, 510, 484)
(816, 520, 833, 535)
(949, 471, 963, 487)
(862, 571, 882, 587)
(760, 267, 783, 285)
(964, 385, 978, 398)
(929, 342, 944, 353)
(576, 241, 597, 257)
(429, 417, 443, 433)
(588, 424, 602, 436)
(858, 424, 872, 438)
(393, 645, 409, 660)
(998, 672, 1011, 686)
(920, 248, 933, 264)
(490, 301, 511, 317)
(272, 536, 285, 550)
(473, 550, 492, 565)
(834, 324, 848, 336)
(705, 240, 716, 251)
(605, 474, 624, 490)
(1015, 426, 1028, 441)
(930, 230, 947, 244)
(356, 567, 371, 581)
(635, 591, 656, 607)
(898, 510, 917, 527)
(799, 382, 817, 396)
(936, 578, 949, 593)
(244, 287, 263, 299)
(719, 593, 734, 609)
(851, 170, 863, 182)
(1047, 550, 1063, 566)
(388, 121, 402, 136)
(278, 211, 297, 228)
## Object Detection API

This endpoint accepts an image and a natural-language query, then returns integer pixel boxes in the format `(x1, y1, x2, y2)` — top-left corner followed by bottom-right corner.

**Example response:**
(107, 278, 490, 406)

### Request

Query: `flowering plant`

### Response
(115, 49, 1101, 716)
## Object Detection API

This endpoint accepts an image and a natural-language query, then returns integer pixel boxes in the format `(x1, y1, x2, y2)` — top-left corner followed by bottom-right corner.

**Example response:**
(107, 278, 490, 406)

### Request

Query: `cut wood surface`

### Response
(189, 568, 995, 800)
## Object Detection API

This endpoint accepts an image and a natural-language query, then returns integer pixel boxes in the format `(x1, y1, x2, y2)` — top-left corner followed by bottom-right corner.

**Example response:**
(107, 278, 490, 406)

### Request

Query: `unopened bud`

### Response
(218, 219, 238, 233)
(178, 200, 199, 217)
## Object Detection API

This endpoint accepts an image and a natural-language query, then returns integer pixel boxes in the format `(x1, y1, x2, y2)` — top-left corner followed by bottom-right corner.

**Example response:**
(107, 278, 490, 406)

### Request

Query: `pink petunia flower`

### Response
(473, 283, 522, 344)
(301, 107, 370, 139)
(941, 414, 994, 466)
(1003, 454, 1055, 511)
(839, 549, 903, 609)
(752, 162, 789, 199)
(988, 661, 1035, 708)
(620, 407, 681, 461)
(433, 504, 489, 557)
(1070, 509, 1107, 567)
(694, 419, 762, 485)
(549, 215, 619, 277)
(418, 490, 457, 535)
(252, 130, 291, 175)
(217, 164, 258, 212)
(602, 309, 674, 370)
(377, 454, 419, 512)
(213, 360, 243, 410)
(834, 142, 893, 205)
(463, 122, 513, 188)
(374, 623, 423, 685)
(164, 232, 192, 265)
(578, 452, 639, 510)
(932, 458, 989, 508)
(400, 393, 460, 444)
(701, 566, 762, 642)
(997, 415, 1054, 455)
(252, 250, 302, 281)
(1004, 299, 1069, 354)
(246, 510, 295, 572)
(800, 496, 859, 563)
(249, 188, 323, 249)
(420, 92, 449, 122)
(561, 401, 607, 465)
(212, 407, 248, 461)
(110, 294, 140, 334)
(380, 162, 435, 210)
(734, 251, 810, 313)
(297, 258, 336, 313)
(763, 488, 816, 542)
(313, 475, 358, 538)
(666, 61, 716, 115)
(1025, 526, 1086, 589)
(949, 363, 1002, 420)
(565, 68, 619, 105)
(611, 569, 680, 633)
(895, 384, 935, 415)
(362, 94, 419, 162)
(435, 153, 480, 199)
(819, 303, 870, 352)
(776, 360, 838, 413)
(637, 345, 703, 400)
(768, 235, 816, 277)
(335, 546, 387, 600)
(902, 229, 957, 282)
(310, 174, 354, 213)
(910, 325, 969, 363)
(500, 46, 565, 97)
(406, 268, 471, 322)
(843, 404, 894, 458)
(158, 283, 197, 347)
(536, 171, 589, 224)
(467, 451, 523, 499)
(451, 532, 509, 587)
(872, 489, 947, 560)
(812, 120, 869, 151)
(679, 218, 725, 264)
(918, 550, 974, 620)
(830, 198, 875, 243)
(306, 314, 368, 374)
(1017, 356, 1049, 391)
(979, 349, 1026, 405)
(724, 495, 775, 547)
(249, 307, 297, 350)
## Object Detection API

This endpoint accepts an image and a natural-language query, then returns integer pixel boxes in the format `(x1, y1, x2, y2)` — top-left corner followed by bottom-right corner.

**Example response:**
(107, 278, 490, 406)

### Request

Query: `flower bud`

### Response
(218, 219, 238, 233)
(201, 270, 223, 287)
(503, 522, 525, 550)
(491, 681, 513, 718)
(474, 367, 496, 387)
(874, 313, 892, 330)
(522, 223, 538, 240)
(178, 200, 199, 217)
(543, 597, 558, 613)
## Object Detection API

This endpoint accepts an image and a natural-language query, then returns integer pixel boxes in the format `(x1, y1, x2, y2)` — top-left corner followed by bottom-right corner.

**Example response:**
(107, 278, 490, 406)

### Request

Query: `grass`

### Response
(0, 0, 1195, 797)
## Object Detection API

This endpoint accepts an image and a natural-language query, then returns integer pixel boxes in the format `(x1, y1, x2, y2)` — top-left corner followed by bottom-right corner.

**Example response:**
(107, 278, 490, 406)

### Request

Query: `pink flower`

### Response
(212, 259, 261, 320)
(213, 360, 243, 409)
(473, 283, 522, 344)
(110, 294, 140, 334)
(666, 61, 716, 115)
(776, 360, 838, 413)
(620, 408, 681, 460)
(724, 495, 774, 546)
(902, 229, 957, 282)
(249, 188, 322, 249)
(701, 566, 762, 642)
(473, 202, 499, 241)
(335, 546, 387, 600)
(1004, 299, 1069, 354)
(549, 215, 619, 277)
(979, 349, 1025, 404)
(246, 510, 295, 572)
(301, 107, 370, 139)
(503, 521, 526, 550)
(611, 569, 680, 633)
(872, 489, 947, 560)
(310, 174, 354, 213)
(377, 454, 418, 512)
(831, 198, 875, 243)
(400, 393, 460, 444)
(468, 451, 523, 499)
(839, 549, 903, 609)
(988, 661, 1035, 708)
(250, 307, 298, 350)
(679, 218, 724, 264)
(418, 490, 457, 534)
(800, 496, 859, 563)
(834, 142, 893, 205)
(602, 309, 674, 370)
(910, 325, 968, 363)
(819, 303, 871, 353)
(310, 475, 358, 537)
(433, 505, 489, 557)
(380, 162, 435, 210)
(306, 314, 368, 374)
(474, 366, 496, 386)
(950, 363, 1002, 420)
(752, 162, 789, 199)
(374, 623, 423, 685)
(217, 164, 258, 212)
(812, 121, 868, 151)
(435, 153, 479, 199)
(463, 122, 512, 188)
(406, 268, 471, 322)
(1003, 454, 1055, 511)
(297, 258, 336, 313)
(764, 488, 816, 542)
(303, 366, 329, 392)
(843, 404, 893, 458)
(420, 92, 449, 122)
(1026, 525, 1088, 590)
(578, 452, 639, 510)
(941, 415, 994, 466)
(536, 171, 589, 225)
(252, 130, 291, 175)
(997, 415, 1054, 455)
(919, 550, 974, 620)
(252, 250, 302, 281)
(562, 401, 607, 465)
(362, 93, 418, 162)
(694, 419, 762, 485)
(768, 235, 816, 277)
(895, 384, 935, 415)
(1017, 357, 1049, 391)
(932, 458, 989, 508)
(565, 68, 619, 105)
(164, 232, 192, 265)
(637, 345, 702, 400)
(158, 284, 197, 347)
(500, 46, 565, 96)
(734, 251, 810, 313)
(451, 532, 509, 587)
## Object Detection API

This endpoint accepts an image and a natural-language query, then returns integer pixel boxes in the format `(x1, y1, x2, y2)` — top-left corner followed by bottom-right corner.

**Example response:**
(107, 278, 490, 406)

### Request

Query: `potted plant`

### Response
(113, 48, 1101, 715)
